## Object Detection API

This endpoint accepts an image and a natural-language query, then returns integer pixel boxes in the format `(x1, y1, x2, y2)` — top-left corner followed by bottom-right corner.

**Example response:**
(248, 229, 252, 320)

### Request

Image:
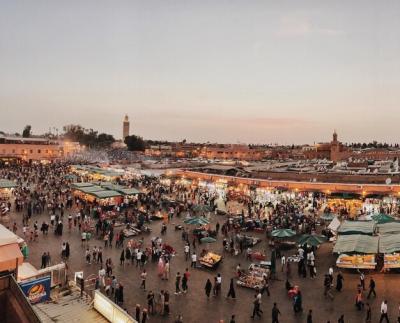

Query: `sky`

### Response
(0, 1, 400, 144)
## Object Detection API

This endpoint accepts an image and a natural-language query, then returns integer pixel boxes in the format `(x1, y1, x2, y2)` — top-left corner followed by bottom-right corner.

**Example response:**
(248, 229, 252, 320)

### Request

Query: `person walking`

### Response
(184, 243, 190, 261)
(307, 309, 313, 323)
(140, 269, 147, 290)
(215, 273, 222, 296)
(272, 302, 281, 323)
(141, 308, 148, 323)
(324, 274, 334, 300)
(226, 278, 236, 299)
(41, 252, 47, 269)
(65, 242, 70, 259)
(251, 294, 262, 319)
(182, 271, 188, 293)
(380, 300, 389, 323)
(163, 290, 170, 316)
(120, 249, 125, 266)
(147, 291, 154, 314)
(135, 304, 141, 322)
(366, 303, 372, 323)
(175, 272, 182, 295)
(355, 289, 364, 310)
(338, 314, 345, 323)
(359, 271, 365, 290)
(191, 252, 197, 268)
(205, 279, 212, 298)
(336, 272, 344, 292)
(367, 277, 376, 299)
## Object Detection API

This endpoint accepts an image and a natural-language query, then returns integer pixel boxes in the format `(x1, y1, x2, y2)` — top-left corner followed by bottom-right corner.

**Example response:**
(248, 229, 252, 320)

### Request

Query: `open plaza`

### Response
(2, 159, 400, 323)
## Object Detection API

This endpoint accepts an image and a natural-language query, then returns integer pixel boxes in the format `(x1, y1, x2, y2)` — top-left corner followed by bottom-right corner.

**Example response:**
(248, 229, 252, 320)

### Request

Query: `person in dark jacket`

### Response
(336, 272, 344, 292)
(307, 309, 313, 323)
(120, 250, 125, 266)
(118, 283, 124, 305)
(205, 279, 212, 298)
(226, 278, 236, 299)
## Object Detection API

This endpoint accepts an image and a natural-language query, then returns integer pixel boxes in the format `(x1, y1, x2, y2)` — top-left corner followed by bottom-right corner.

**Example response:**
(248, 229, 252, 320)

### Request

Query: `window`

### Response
(46, 150, 49, 154)
(12, 149, 15, 153)
(30, 149, 33, 154)
(38, 149, 41, 153)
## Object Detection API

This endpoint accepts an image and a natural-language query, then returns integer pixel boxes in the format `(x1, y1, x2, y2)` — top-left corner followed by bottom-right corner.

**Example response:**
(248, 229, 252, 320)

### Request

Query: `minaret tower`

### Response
(123, 115, 130, 140)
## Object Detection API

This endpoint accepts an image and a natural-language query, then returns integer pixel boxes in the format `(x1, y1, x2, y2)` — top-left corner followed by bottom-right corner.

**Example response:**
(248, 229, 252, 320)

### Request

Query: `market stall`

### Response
(337, 221, 375, 236)
(0, 179, 17, 201)
(377, 222, 400, 235)
(236, 234, 261, 248)
(333, 234, 378, 269)
(199, 250, 222, 269)
(0, 224, 24, 273)
(379, 234, 400, 270)
(237, 263, 270, 290)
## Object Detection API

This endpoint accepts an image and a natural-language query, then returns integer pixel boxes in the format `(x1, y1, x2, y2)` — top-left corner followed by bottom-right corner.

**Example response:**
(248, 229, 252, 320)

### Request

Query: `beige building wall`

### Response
(0, 143, 61, 160)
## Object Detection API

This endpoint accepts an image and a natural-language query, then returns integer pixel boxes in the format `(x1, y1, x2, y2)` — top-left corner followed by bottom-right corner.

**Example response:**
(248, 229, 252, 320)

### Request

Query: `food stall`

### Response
(199, 251, 222, 269)
(379, 234, 400, 270)
(377, 222, 400, 235)
(0, 179, 17, 201)
(0, 224, 24, 274)
(72, 183, 123, 206)
(237, 263, 270, 290)
(236, 234, 261, 248)
(337, 221, 375, 236)
(333, 234, 378, 269)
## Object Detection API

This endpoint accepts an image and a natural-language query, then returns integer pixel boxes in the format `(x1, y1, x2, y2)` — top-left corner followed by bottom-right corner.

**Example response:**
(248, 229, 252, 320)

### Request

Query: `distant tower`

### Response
(331, 129, 340, 161)
(123, 115, 130, 139)
(332, 129, 338, 143)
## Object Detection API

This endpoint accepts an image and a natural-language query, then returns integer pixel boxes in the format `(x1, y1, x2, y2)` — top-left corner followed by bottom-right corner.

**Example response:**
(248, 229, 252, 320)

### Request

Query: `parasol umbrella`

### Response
(371, 213, 395, 224)
(320, 213, 335, 221)
(184, 217, 210, 226)
(297, 234, 327, 247)
(271, 229, 296, 239)
(191, 204, 213, 214)
(200, 237, 217, 244)
(200, 236, 216, 251)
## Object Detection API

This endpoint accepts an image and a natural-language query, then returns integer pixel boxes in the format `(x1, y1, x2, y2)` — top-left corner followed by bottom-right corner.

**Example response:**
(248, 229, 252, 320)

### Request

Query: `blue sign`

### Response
(19, 276, 51, 304)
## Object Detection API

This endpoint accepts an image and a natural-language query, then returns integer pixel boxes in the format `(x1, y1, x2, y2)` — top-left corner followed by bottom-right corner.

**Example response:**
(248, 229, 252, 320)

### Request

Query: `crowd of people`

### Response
(2, 160, 400, 322)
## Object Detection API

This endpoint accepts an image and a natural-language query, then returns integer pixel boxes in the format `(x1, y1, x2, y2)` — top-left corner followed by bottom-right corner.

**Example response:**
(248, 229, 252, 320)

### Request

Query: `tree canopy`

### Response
(62, 124, 115, 148)
(22, 125, 32, 138)
(125, 135, 146, 151)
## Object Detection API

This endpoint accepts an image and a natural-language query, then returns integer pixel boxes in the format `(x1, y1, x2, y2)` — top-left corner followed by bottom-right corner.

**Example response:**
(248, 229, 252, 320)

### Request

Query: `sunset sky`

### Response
(1, 1, 400, 144)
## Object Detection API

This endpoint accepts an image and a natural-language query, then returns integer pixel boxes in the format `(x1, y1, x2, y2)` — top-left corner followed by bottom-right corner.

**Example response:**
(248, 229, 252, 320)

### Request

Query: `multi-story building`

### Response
(199, 144, 266, 161)
(0, 135, 81, 161)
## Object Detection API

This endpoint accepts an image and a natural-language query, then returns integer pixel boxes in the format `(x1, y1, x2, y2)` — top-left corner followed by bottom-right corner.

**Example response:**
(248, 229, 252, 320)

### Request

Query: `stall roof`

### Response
(379, 234, 400, 254)
(333, 235, 379, 254)
(89, 190, 122, 199)
(78, 186, 104, 193)
(328, 216, 341, 232)
(71, 182, 94, 188)
(114, 188, 140, 195)
(0, 224, 19, 246)
(0, 179, 17, 189)
(377, 222, 400, 235)
(338, 221, 375, 235)
(0, 243, 24, 272)
(17, 262, 39, 281)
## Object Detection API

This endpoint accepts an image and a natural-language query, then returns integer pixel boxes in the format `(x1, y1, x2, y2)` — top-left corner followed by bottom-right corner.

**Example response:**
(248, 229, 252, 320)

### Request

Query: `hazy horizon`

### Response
(1, 1, 400, 144)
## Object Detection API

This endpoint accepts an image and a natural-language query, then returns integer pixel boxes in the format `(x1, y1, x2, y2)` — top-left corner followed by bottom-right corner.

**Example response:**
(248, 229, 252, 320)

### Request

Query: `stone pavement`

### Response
(9, 209, 400, 323)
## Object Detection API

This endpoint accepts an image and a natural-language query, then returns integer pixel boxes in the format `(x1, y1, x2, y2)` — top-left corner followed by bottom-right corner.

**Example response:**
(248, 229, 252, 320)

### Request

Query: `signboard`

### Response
(19, 276, 51, 304)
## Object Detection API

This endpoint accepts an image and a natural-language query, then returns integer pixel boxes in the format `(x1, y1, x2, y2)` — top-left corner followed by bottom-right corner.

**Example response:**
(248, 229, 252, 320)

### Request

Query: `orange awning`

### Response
(0, 243, 23, 272)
